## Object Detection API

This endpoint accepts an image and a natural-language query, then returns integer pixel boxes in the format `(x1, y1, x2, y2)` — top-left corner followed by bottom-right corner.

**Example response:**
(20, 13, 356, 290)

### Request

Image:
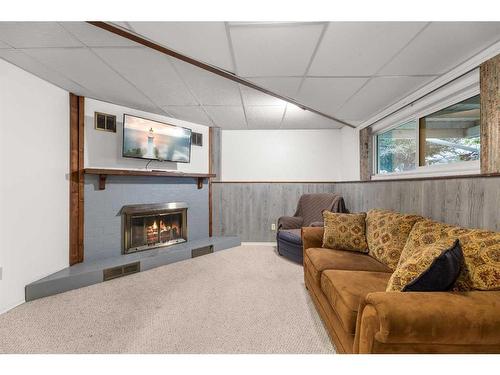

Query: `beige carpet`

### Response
(0, 245, 335, 354)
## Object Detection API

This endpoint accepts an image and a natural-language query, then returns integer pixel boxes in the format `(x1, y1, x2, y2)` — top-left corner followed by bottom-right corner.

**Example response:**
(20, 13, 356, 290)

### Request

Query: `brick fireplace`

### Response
(121, 202, 188, 254)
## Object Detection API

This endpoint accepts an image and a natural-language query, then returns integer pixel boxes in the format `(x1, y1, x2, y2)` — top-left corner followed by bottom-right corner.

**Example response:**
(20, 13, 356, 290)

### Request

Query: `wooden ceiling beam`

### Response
(87, 21, 356, 129)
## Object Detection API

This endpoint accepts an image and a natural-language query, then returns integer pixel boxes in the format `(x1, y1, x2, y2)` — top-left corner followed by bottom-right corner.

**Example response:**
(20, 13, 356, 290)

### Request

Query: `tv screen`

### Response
(122, 114, 192, 163)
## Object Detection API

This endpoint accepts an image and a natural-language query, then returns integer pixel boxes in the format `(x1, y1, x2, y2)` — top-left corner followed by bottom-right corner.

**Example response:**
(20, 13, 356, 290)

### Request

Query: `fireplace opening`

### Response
(122, 202, 188, 254)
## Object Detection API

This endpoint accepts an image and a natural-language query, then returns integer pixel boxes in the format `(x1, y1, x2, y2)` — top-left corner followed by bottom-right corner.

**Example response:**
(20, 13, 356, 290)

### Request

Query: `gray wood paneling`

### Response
(212, 176, 500, 241)
(212, 183, 336, 241)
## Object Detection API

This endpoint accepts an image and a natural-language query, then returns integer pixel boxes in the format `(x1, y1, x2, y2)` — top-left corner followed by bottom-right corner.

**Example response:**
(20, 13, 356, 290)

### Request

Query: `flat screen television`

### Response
(122, 114, 192, 163)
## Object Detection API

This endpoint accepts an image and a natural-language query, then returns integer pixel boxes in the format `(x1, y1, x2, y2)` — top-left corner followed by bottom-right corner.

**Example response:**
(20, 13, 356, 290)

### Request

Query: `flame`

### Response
(152, 221, 158, 230)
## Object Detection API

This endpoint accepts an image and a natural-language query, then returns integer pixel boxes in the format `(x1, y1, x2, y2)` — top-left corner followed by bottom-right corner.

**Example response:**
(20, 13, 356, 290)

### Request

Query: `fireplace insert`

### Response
(121, 202, 188, 254)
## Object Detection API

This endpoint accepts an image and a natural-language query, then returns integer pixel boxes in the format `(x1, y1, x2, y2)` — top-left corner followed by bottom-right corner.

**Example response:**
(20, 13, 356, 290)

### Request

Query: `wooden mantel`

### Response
(84, 168, 216, 190)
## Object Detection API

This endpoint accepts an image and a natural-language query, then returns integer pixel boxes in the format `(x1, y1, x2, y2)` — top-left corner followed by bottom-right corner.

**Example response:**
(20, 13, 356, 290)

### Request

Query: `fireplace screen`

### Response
(122, 202, 187, 254)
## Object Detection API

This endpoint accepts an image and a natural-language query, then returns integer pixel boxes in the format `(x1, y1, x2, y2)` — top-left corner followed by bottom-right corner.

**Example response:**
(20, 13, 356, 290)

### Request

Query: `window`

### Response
(419, 95, 480, 166)
(374, 94, 480, 176)
(377, 120, 417, 174)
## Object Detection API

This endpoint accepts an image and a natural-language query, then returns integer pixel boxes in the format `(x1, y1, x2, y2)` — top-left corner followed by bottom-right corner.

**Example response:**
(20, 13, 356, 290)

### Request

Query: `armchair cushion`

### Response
(277, 216, 303, 230)
(355, 291, 500, 353)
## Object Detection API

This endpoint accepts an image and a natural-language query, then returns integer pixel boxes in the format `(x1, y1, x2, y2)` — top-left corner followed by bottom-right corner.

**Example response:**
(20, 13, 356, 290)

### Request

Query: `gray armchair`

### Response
(277, 193, 347, 230)
(276, 193, 347, 263)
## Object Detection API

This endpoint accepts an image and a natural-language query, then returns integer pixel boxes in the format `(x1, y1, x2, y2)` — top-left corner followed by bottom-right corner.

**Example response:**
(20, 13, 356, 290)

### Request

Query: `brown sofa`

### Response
(302, 211, 500, 354)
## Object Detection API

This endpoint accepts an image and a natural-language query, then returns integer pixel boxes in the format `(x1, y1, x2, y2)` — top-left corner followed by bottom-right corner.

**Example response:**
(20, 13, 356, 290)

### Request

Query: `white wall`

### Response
(339, 126, 360, 181)
(0, 60, 69, 314)
(221, 129, 344, 181)
(85, 98, 209, 174)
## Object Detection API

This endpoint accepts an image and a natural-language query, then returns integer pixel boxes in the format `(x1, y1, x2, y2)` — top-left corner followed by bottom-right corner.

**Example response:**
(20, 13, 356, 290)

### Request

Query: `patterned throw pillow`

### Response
(398, 219, 461, 266)
(386, 238, 462, 292)
(400, 220, 500, 291)
(454, 229, 500, 291)
(366, 209, 423, 271)
(322, 211, 368, 253)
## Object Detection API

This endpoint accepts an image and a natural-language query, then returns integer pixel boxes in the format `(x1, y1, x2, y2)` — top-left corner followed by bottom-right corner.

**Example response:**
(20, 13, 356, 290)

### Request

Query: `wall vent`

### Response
(191, 132, 203, 146)
(103, 262, 140, 281)
(191, 245, 213, 258)
(94, 111, 117, 132)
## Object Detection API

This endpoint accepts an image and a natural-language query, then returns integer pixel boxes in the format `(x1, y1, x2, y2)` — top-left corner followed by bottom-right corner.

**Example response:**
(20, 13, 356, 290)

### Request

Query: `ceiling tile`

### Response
(245, 106, 285, 129)
(0, 22, 83, 48)
(336, 76, 436, 121)
(60, 22, 139, 47)
(230, 23, 324, 76)
(0, 40, 11, 48)
(173, 60, 242, 105)
(0, 49, 90, 95)
(239, 85, 288, 106)
(203, 106, 246, 129)
(281, 105, 342, 129)
(163, 106, 212, 126)
(296, 77, 368, 115)
(128, 22, 234, 71)
(380, 22, 500, 75)
(20, 48, 159, 113)
(93, 47, 197, 106)
(245, 77, 303, 99)
(309, 22, 426, 76)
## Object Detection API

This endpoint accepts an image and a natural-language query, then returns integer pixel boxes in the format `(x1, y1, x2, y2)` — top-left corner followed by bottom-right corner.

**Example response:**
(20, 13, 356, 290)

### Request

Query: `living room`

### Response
(1, 0, 500, 373)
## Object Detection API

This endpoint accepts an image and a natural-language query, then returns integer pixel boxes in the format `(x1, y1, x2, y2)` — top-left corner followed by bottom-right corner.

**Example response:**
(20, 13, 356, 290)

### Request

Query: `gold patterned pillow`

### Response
(366, 209, 423, 271)
(386, 238, 459, 292)
(398, 219, 460, 266)
(400, 220, 499, 291)
(453, 229, 500, 291)
(322, 211, 368, 253)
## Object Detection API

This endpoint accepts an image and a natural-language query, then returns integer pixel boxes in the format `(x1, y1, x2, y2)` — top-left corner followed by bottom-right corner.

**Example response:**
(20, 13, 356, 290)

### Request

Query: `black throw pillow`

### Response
(403, 239, 463, 292)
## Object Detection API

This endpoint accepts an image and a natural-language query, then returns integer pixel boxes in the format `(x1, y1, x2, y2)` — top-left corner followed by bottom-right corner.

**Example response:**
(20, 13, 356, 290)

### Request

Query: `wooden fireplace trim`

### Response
(69, 93, 85, 265)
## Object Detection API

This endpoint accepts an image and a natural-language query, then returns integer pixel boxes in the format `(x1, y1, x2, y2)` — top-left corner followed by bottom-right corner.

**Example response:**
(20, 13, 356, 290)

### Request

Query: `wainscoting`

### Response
(212, 176, 500, 242)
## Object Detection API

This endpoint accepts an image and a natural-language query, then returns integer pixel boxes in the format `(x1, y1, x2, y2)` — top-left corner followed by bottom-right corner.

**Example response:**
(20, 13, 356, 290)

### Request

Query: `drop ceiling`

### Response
(0, 21, 499, 129)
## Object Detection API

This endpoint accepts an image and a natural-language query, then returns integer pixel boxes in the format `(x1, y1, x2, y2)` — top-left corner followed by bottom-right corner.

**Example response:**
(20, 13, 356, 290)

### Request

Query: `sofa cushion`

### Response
(304, 247, 392, 285)
(366, 209, 423, 271)
(386, 238, 463, 292)
(321, 270, 391, 334)
(322, 212, 368, 253)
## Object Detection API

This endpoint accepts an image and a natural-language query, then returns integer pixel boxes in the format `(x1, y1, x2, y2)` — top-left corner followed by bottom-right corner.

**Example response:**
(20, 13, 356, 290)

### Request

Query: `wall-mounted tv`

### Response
(122, 114, 192, 163)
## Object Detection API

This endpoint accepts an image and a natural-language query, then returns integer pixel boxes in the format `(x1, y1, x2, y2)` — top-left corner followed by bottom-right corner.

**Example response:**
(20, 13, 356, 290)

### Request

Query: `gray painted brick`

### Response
(84, 174, 209, 261)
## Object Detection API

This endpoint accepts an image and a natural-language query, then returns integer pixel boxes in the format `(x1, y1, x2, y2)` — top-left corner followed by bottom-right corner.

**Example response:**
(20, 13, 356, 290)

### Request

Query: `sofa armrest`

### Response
(301, 227, 324, 251)
(277, 216, 303, 230)
(354, 291, 500, 353)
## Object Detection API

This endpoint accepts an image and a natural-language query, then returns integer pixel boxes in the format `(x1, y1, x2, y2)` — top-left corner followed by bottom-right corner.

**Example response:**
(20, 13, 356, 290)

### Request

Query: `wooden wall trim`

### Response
(212, 172, 500, 184)
(208, 127, 213, 237)
(480, 54, 500, 174)
(359, 127, 372, 181)
(69, 94, 84, 265)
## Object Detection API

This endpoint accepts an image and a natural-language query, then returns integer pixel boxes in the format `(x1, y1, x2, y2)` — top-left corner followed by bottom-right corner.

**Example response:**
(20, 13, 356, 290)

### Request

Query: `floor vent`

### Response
(191, 245, 214, 258)
(103, 262, 140, 281)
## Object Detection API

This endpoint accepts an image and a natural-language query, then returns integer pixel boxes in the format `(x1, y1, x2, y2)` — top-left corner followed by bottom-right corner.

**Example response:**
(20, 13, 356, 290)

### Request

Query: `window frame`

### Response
(372, 86, 480, 179)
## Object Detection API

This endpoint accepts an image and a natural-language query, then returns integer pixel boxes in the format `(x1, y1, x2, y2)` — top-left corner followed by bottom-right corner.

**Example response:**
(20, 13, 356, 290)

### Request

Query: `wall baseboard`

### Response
(241, 242, 277, 246)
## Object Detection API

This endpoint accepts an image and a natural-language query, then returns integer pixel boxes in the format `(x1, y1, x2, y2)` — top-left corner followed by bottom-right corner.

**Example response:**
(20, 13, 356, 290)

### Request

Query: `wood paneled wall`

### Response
(212, 183, 336, 241)
(212, 176, 500, 242)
